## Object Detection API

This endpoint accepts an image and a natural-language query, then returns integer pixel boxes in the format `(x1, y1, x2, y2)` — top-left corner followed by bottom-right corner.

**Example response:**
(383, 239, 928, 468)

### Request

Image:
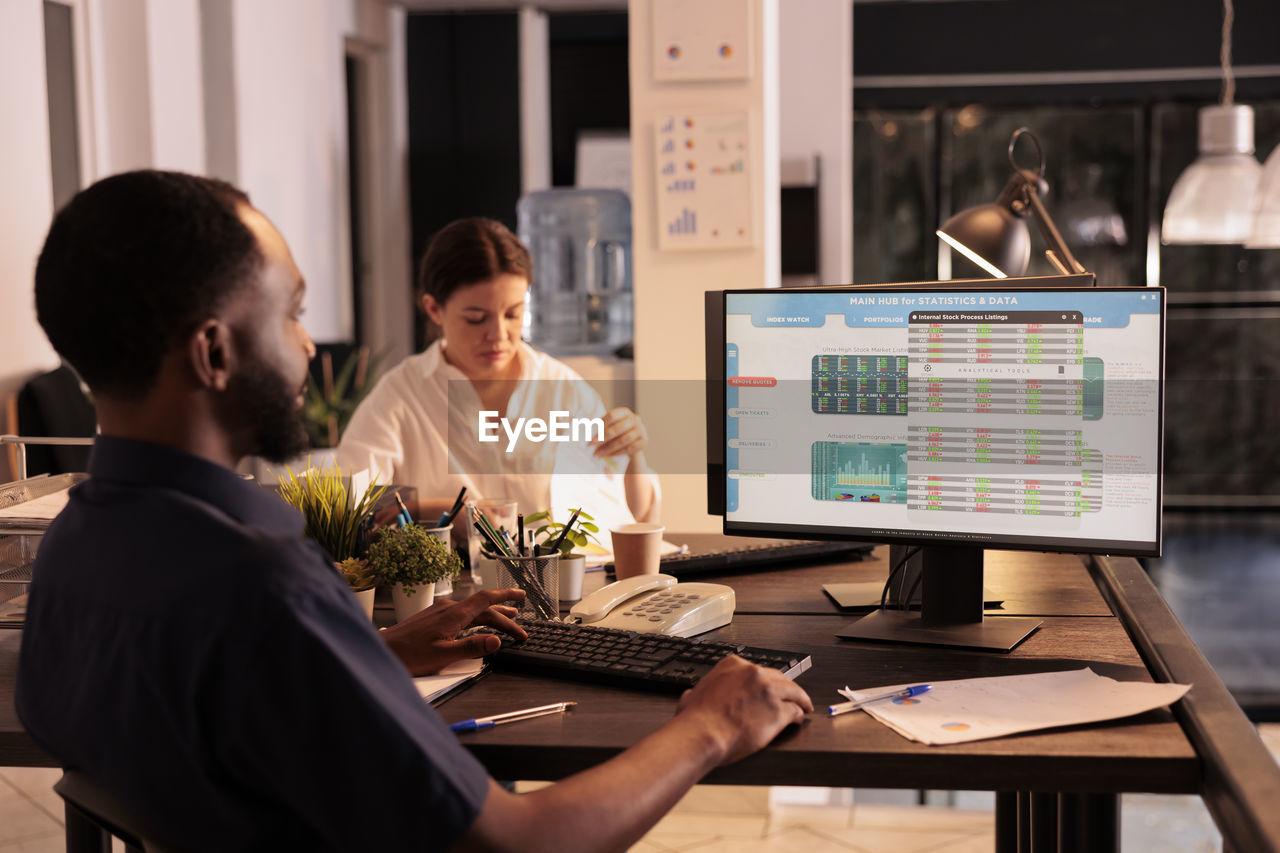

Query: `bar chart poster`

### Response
(655, 112, 753, 250)
(811, 441, 909, 504)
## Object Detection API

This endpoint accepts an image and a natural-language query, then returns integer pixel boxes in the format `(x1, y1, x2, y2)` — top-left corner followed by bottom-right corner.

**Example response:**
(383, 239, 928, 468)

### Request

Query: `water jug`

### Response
(517, 188, 633, 355)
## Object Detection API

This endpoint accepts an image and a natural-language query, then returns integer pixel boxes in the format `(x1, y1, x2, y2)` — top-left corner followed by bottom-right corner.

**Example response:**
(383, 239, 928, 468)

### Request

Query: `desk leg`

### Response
(995, 791, 1019, 853)
(1019, 791, 1032, 851)
(1058, 792, 1118, 853)
(1030, 791, 1059, 852)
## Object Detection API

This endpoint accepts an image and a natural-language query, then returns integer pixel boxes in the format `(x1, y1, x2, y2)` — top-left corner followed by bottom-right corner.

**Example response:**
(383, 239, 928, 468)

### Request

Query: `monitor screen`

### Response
(722, 285, 1164, 557)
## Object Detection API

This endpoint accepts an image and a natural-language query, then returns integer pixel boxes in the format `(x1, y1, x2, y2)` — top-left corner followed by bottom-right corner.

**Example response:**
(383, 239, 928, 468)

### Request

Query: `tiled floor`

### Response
(6, 725, 1275, 852)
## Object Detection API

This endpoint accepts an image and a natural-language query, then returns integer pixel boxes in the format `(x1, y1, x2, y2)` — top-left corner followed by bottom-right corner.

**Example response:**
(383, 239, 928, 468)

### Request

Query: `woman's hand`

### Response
(380, 588, 528, 676)
(594, 407, 648, 461)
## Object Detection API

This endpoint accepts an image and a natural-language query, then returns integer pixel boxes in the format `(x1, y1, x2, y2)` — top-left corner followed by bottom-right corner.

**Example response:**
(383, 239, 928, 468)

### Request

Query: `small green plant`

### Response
(336, 557, 377, 592)
(525, 508, 599, 557)
(276, 464, 388, 562)
(302, 346, 387, 448)
(367, 524, 461, 596)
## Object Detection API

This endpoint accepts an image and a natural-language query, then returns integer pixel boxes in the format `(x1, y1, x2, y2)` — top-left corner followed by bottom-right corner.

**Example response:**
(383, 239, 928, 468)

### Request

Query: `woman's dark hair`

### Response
(416, 218, 532, 342)
(35, 170, 262, 399)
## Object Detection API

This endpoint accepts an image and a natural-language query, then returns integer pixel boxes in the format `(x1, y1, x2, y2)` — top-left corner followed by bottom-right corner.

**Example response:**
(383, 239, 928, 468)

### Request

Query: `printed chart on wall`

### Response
(655, 112, 753, 250)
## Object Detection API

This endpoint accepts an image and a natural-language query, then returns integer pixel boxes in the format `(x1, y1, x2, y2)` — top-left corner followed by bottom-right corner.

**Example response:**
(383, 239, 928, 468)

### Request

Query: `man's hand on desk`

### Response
(674, 655, 814, 766)
(380, 588, 528, 677)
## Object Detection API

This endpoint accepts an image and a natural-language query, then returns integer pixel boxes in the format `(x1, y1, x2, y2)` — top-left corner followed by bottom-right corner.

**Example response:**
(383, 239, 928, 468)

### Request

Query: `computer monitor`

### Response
(710, 278, 1165, 650)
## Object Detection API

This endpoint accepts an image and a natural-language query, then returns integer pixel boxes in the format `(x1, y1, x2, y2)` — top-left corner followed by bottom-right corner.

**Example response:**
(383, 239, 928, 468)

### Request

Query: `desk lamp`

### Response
(938, 127, 1090, 279)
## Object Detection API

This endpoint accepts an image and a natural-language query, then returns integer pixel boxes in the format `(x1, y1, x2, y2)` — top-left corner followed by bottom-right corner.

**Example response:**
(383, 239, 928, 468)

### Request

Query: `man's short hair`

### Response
(35, 170, 264, 398)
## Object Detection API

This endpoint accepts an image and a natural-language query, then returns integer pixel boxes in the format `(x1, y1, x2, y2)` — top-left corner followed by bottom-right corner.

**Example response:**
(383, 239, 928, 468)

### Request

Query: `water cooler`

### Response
(516, 188, 633, 357)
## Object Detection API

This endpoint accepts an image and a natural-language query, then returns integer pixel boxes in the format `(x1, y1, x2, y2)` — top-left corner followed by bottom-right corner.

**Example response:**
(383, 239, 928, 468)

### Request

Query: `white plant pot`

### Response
(352, 587, 376, 621)
(559, 554, 586, 601)
(434, 576, 453, 598)
(392, 584, 436, 623)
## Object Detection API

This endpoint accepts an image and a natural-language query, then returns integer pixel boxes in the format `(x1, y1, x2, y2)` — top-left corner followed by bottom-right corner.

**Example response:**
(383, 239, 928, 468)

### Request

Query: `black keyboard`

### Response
(490, 618, 813, 692)
(605, 539, 873, 578)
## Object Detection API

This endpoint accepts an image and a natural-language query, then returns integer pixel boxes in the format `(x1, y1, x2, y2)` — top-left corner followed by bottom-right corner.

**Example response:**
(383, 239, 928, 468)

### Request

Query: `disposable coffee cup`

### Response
(610, 522, 666, 580)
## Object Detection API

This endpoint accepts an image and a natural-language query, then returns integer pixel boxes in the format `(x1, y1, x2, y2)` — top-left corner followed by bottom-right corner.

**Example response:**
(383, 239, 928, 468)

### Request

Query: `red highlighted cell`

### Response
(728, 376, 777, 387)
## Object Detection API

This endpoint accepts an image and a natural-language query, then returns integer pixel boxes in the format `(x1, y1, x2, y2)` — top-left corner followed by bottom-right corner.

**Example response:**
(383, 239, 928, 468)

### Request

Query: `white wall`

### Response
(0, 1, 62, 479)
(145, 0, 205, 173)
(229, 0, 352, 342)
(629, 0, 780, 532)
(87, 0, 153, 175)
(779, 0, 852, 286)
(0, 0, 413, 448)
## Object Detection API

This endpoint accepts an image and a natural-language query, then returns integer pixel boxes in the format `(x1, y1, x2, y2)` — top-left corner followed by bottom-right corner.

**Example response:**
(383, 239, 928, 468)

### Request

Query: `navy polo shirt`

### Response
(16, 437, 489, 850)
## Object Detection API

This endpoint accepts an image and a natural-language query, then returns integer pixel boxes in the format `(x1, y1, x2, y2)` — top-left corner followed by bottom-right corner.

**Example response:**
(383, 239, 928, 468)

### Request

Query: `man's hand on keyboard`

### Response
(674, 655, 813, 766)
(381, 588, 529, 676)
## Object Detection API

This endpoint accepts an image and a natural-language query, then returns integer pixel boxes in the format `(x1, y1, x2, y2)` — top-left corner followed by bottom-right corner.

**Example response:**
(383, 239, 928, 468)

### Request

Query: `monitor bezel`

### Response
(720, 281, 1165, 559)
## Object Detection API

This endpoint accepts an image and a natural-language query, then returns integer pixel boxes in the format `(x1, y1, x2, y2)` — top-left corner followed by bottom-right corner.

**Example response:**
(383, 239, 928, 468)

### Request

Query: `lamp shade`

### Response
(938, 203, 1030, 279)
(1162, 104, 1261, 245)
(1246, 144, 1280, 248)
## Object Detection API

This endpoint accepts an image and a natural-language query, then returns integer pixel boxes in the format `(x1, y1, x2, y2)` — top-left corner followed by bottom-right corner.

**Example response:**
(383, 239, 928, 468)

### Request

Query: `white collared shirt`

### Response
(336, 340, 653, 538)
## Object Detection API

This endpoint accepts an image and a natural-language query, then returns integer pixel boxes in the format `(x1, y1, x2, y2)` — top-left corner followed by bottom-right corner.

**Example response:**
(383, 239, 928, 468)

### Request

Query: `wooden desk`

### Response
(4, 545, 1277, 851)
(444, 548, 1193, 795)
(588, 540, 1114, 617)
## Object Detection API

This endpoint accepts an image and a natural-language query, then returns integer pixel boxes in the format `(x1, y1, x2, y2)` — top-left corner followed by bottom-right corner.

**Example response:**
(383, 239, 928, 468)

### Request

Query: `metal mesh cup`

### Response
(493, 553, 559, 620)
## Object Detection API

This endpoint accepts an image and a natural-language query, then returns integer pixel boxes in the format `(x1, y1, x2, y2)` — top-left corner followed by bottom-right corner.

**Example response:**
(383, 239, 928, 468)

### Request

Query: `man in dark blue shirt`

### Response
(17, 171, 812, 851)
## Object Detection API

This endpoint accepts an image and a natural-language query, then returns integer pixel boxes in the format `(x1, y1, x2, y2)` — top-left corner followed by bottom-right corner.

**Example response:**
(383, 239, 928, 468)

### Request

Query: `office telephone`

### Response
(567, 573, 735, 637)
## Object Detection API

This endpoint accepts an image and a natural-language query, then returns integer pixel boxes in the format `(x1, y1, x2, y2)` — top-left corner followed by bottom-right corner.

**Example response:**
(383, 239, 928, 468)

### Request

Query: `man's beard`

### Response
(226, 361, 310, 464)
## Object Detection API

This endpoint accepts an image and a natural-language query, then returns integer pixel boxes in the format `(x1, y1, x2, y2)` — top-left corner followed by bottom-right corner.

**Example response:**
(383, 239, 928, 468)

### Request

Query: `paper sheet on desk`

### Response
(839, 668, 1190, 746)
(0, 490, 70, 522)
(414, 658, 485, 704)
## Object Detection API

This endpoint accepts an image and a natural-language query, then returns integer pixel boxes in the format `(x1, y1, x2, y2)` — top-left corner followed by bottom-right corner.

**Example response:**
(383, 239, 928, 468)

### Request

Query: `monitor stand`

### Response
(836, 545, 1041, 652)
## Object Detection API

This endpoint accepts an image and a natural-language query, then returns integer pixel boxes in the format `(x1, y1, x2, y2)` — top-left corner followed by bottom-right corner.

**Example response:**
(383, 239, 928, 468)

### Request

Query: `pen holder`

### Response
(493, 553, 559, 620)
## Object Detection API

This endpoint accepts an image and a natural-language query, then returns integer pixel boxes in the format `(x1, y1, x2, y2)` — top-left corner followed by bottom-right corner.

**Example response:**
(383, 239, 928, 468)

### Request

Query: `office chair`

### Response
(54, 770, 172, 853)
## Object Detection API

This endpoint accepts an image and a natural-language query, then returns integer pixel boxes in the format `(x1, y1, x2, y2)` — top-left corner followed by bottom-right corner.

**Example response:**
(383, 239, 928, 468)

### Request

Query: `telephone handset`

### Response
(568, 573, 736, 638)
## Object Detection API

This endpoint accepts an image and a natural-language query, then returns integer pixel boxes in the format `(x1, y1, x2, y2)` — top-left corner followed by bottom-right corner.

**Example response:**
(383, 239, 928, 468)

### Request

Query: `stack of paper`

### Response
(0, 489, 71, 530)
(838, 668, 1190, 745)
(414, 658, 486, 704)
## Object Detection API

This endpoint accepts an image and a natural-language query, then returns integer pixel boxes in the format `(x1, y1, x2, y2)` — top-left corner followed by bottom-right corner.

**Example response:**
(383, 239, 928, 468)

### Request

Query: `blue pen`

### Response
(828, 684, 931, 717)
(393, 492, 414, 528)
(449, 701, 576, 733)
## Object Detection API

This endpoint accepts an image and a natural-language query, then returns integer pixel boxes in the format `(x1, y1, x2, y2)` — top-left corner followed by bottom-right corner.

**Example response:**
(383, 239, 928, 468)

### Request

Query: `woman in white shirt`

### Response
(337, 218, 659, 534)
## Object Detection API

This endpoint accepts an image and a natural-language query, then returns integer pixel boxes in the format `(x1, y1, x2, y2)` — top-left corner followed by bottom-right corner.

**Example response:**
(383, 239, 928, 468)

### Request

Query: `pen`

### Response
(547, 508, 581, 557)
(438, 486, 467, 527)
(517, 513, 526, 555)
(449, 701, 577, 733)
(828, 685, 931, 717)
(393, 491, 414, 527)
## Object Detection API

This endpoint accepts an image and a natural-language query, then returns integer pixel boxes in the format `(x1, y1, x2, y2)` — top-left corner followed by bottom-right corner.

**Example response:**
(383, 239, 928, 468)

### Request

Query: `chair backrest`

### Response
(14, 365, 95, 476)
(54, 770, 171, 853)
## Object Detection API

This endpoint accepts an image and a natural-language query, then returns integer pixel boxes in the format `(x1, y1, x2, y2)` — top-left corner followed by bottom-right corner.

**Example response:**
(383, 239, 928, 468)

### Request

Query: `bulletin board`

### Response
(654, 112, 754, 251)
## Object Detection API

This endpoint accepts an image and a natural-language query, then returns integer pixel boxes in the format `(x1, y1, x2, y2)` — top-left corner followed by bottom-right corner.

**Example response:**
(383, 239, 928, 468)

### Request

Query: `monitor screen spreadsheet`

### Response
(723, 287, 1164, 556)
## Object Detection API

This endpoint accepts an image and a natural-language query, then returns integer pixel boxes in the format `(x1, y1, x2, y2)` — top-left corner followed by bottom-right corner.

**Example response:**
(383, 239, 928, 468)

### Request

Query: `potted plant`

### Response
(302, 346, 386, 449)
(337, 557, 377, 620)
(367, 523, 462, 622)
(526, 508, 599, 601)
(277, 465, 387, 615)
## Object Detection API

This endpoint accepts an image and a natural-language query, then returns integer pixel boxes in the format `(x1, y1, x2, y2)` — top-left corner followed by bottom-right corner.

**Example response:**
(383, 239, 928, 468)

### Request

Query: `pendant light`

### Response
(1161, 0, 1261, 245)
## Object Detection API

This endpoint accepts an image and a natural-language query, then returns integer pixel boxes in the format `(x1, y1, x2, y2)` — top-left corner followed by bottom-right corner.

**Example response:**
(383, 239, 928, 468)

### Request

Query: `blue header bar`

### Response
(726, 288, 1163, 330)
